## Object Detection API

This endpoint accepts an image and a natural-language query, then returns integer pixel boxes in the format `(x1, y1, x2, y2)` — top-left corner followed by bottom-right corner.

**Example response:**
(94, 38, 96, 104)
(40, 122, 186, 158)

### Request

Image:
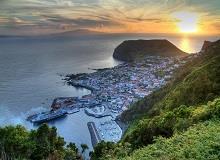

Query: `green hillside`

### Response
(91, 40, 220, 160)
(124, 119, 220, 160)
(121, 40, 220, 122)
(91, 97, 220, 159)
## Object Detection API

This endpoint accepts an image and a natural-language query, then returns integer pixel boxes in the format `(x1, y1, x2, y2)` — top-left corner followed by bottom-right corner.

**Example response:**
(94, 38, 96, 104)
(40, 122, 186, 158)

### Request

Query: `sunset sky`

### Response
(0, 0, 220, 35)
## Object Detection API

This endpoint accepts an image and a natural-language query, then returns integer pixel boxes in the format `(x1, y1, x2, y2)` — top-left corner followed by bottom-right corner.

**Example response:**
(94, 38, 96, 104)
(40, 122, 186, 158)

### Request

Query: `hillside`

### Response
(91, 39, 220, 160)
(91, 97, 220, 160)
(113, 39, 187, 61)
(124, 119, 220, 160)
(121, 39, 220, 122)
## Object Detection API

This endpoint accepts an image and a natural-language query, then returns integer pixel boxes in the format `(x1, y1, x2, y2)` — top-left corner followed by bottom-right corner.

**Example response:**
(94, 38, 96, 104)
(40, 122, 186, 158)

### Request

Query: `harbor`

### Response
(27, 55, 195, 145)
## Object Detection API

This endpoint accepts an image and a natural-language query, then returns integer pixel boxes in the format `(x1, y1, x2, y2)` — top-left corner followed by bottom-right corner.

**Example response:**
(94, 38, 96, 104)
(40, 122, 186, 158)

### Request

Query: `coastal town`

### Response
(65, 56, 181, 118)
(27, 54, 194, 146)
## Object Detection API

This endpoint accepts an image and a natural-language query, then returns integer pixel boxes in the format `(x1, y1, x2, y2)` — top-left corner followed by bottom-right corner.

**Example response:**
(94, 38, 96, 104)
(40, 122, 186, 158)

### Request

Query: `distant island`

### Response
(113, 39, 187, 61)
(0, 29, 104, 38)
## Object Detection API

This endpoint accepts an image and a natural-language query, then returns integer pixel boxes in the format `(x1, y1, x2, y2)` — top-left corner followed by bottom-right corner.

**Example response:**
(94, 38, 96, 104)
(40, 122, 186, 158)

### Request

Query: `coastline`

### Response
(67, 82, 96, 93)
(27, 54, 193, 148)
(62, 55, 187, 145)
(115, 118, 128, 136)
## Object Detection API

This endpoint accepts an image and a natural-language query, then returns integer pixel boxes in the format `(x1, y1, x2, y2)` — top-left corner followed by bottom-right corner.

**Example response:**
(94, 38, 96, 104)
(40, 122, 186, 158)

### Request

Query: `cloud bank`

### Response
(0, 0, 219, 35)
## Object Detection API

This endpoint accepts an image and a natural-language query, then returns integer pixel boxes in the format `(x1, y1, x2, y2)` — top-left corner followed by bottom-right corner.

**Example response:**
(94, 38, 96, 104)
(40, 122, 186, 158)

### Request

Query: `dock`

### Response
(87, 122, 101, 147)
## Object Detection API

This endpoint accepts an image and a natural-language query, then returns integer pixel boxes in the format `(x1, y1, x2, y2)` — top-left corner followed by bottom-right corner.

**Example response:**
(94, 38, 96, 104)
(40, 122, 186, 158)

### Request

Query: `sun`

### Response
(173, 11, 199, 33)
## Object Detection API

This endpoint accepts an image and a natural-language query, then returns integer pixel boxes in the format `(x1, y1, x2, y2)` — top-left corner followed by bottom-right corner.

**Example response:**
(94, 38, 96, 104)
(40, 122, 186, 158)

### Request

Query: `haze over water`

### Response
(0, 33, 219, 149)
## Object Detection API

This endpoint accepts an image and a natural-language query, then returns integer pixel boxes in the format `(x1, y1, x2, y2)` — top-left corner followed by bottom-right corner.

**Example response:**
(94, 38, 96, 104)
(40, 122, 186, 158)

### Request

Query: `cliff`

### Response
(201, 40, 212, 52)
(113, 39, 187, 61)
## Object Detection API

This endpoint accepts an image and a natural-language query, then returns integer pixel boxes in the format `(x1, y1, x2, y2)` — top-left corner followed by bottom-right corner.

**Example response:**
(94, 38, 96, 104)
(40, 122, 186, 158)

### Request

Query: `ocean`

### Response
(0, 33, 219, 150)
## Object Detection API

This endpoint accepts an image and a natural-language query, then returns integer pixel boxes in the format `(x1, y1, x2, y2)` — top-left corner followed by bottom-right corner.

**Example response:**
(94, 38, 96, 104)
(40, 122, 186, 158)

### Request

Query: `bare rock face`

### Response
(113, 39, 187, 62)
(201, 41, 213, 52)
(200, 40, 220, 56)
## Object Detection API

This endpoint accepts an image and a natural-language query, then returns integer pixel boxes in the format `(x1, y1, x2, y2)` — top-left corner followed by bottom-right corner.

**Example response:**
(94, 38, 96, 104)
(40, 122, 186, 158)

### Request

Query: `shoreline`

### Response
(115, 118, 128, 136)
(27, 54, 191, 147)
(63, 56, 185, 144)
(67, 82, 96, 93)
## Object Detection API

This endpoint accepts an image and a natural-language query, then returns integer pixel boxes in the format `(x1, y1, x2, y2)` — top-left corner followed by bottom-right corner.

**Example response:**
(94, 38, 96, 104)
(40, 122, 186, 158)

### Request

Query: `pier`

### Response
(87, 122, 101, 147)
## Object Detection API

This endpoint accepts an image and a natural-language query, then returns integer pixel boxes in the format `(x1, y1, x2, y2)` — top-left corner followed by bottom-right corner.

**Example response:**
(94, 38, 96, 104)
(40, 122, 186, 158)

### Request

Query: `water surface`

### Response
(0, 33, 219, 149)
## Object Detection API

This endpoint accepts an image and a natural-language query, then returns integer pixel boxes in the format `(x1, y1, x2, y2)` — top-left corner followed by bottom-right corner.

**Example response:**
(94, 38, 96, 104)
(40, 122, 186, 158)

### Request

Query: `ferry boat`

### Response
(27, 109, 67, 124)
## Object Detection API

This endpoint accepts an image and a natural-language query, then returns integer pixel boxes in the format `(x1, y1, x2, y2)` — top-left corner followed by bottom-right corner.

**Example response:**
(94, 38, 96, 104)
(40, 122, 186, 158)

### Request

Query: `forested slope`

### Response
(91, 39, 220, 160)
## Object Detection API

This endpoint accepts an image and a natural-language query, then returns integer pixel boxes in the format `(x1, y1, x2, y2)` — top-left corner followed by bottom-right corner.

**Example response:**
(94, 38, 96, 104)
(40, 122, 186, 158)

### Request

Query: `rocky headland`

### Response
(113, 39, 187, 61)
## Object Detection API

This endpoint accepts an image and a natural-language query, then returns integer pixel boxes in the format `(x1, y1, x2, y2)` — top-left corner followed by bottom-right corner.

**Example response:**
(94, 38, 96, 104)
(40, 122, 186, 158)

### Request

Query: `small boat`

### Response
(27, 110, 67, 124)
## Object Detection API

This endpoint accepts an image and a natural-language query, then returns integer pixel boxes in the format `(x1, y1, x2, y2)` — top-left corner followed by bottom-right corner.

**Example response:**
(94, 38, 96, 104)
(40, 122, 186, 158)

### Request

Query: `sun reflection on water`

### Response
(179, 37, 193, 53)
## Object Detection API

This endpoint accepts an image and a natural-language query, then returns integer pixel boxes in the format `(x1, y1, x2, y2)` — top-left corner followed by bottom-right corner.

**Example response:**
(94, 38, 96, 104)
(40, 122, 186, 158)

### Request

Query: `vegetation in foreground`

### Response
(91, 98, 220, 159)
(124, 119, 220, 160)
(0, 124, 89, 160)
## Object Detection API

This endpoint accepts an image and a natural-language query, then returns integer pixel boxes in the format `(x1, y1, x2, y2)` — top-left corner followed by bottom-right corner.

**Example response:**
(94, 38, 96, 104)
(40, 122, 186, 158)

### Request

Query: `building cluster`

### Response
(68, 56, 181, 118)
(63, 56, 184, 143)
(28, 54, 196, 144)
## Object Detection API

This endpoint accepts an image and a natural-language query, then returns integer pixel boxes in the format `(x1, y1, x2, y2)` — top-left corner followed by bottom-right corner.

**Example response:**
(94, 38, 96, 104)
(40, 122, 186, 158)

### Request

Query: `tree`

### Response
(30, 124, 51, 159)
(0, 125, 33, 159)
(67, 142, 78, 153)
(0, 124, 81, 160)
(81, 144, 89, 154)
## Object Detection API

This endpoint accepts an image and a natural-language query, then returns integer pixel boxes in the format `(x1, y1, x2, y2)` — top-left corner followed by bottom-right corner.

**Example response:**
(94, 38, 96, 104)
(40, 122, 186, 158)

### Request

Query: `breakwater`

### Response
(87, 122, 101, 147)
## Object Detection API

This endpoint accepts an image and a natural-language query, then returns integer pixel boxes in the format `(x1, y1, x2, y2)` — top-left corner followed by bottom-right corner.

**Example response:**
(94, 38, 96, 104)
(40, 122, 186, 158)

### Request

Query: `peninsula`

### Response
(113, 39, 187, 61)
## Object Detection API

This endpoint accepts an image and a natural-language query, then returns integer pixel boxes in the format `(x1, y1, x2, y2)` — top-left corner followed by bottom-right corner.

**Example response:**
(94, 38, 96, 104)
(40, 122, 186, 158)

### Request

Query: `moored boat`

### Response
(27, 109, 67, 124)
